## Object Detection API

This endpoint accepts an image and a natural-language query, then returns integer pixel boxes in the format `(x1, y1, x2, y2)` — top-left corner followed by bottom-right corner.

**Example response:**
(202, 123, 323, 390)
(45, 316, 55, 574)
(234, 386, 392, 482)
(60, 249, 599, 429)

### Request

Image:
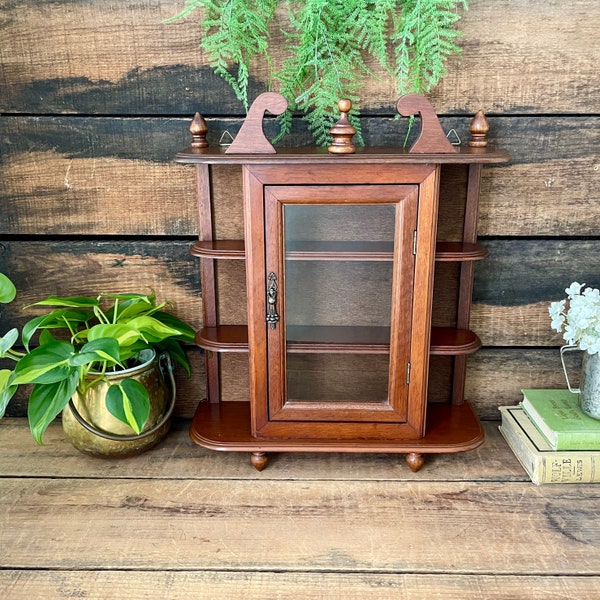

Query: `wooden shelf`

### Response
(190, 240, 245, 259)
(435, 242, 489, 262)
(191, 240, 488, 262)
(285, 241, 394, 261)
(176, 145, 512, 166)
(190, 400, 485, 453)
(196, 325, 481, 356)
(196, 326, 249, 352)
(430, 327, 482, 355)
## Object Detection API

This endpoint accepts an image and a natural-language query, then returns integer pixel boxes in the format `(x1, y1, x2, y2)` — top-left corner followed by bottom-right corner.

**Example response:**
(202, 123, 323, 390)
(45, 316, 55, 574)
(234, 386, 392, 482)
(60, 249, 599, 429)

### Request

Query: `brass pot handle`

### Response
(266, 272, 280, 330)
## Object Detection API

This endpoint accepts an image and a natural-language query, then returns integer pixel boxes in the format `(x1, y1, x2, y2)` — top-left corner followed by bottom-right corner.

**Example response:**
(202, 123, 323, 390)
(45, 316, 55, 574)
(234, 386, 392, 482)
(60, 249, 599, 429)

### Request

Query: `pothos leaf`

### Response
(28, 370, 80, 445)
(105, 379, 150, 434)
(12, 341, 74, 385)
(0, 273, 16, 304)
(0, 370, 18, 419)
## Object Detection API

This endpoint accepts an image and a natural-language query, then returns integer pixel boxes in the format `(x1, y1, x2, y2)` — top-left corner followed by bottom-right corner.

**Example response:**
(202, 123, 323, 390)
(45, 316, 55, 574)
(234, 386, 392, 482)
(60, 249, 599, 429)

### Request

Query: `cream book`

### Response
(499, 406, 600, 485)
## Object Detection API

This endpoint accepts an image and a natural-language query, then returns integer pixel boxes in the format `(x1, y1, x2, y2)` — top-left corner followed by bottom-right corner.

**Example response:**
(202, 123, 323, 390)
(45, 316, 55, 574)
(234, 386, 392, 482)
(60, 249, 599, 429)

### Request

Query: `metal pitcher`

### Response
(560, 345, 600, 420)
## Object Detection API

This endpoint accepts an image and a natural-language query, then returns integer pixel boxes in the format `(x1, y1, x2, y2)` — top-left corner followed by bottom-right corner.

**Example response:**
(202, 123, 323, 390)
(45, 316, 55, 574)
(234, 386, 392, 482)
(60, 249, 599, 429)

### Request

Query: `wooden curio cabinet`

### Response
(175, 94, 510, 471)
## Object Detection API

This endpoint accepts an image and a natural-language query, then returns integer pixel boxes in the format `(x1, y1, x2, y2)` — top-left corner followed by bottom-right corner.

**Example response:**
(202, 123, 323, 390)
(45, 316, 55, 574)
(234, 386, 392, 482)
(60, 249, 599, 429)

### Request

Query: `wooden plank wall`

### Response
(1, 0, 599, 421)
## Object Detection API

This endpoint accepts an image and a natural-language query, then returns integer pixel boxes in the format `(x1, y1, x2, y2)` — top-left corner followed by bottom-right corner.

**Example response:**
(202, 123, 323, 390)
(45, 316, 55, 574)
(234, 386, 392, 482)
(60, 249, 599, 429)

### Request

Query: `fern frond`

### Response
(349, 0, 397, 72)
(276, 0, 369, 145)
(393, 0, 468, 95)
(170, 0, 278, 110)
(169, 0, 468, 145)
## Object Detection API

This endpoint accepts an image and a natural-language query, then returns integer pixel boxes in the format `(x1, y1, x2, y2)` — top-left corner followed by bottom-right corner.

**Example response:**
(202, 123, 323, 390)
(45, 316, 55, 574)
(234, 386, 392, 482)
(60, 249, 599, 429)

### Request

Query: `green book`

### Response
(520, 389, 600, 451)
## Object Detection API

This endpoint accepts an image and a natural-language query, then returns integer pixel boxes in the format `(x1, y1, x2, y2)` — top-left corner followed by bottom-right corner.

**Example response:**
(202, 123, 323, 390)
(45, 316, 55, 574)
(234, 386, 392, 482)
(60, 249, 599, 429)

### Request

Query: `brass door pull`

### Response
(266, 272, 279, 329)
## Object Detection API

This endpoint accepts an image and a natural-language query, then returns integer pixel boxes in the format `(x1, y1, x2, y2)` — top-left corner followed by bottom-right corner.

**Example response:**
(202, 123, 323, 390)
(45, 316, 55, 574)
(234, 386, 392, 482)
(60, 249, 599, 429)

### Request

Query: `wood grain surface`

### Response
(1, 419, 599, 600)
(1, 571, 599, 600)
(1, 477, 596, 572)
(1, 3, 599, 596)
(1, 1, 597, 115)
(1, 116, 597, 236)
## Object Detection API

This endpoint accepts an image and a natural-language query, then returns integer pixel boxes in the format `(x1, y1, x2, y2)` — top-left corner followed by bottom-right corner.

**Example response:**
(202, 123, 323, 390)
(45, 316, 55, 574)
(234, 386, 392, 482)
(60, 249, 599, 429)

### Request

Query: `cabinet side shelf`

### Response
(436, 242, 489, 261)
(190, 240, 245, 259)
(190, 240, 488, 262)
(196, 325, 481, 355)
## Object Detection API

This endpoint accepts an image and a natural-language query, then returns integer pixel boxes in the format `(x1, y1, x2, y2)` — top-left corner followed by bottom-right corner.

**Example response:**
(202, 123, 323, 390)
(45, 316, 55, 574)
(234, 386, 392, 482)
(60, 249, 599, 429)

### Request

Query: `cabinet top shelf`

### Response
(175, 145, 511, 166)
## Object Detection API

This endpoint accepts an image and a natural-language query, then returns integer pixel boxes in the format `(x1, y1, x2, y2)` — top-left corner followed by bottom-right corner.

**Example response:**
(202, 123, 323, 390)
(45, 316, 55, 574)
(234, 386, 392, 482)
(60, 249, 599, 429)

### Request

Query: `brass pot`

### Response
(61, 350, 176, 457)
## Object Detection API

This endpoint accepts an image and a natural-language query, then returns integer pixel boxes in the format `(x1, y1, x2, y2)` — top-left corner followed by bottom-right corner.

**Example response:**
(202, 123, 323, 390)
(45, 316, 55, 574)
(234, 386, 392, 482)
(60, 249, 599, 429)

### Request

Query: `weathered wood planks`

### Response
(1, 469, 598, 573)
(1, 1, 598, 114)
(0, 240, 201, 324)
(1, 116, 598, 236)
(1, 240, 596, 342)
(1, 571, 599, 600)
(8, 571, 600, 600)
(1, 421, 599, 578)
(1, 419, 599, 599)
(0, 420, 531, 481)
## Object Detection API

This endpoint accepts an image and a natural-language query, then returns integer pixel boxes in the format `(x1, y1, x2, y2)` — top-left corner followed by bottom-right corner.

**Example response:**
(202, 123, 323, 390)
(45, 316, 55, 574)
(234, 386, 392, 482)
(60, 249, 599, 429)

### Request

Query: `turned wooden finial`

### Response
(469, 110, 489, 147)
(190, 112, 209, 148)
(328, 99, 357, 154)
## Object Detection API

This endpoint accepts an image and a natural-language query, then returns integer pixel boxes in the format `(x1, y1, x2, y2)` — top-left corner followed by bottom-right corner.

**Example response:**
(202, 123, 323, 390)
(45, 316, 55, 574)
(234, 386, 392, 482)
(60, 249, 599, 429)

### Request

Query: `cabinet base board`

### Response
(189, 400, 484, 455)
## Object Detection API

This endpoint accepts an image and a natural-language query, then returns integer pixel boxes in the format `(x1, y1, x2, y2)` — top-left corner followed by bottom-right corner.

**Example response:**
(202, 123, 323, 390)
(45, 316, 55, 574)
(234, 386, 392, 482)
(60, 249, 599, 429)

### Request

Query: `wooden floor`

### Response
(0, 417, 599, 599)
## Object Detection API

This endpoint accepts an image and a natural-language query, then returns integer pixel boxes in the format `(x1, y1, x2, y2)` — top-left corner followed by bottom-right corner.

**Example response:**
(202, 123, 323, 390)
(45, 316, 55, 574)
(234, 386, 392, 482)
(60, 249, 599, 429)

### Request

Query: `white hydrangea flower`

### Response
(551, 282, 600, 355)
(565, 281, 584, 298)
(548, 300, 566, 332)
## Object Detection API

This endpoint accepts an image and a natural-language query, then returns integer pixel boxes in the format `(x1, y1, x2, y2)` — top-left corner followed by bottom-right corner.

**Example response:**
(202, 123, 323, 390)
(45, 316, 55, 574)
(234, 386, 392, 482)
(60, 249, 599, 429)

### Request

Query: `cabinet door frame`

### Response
(265, 184, 417, 421)
(244, 163, 440, 440)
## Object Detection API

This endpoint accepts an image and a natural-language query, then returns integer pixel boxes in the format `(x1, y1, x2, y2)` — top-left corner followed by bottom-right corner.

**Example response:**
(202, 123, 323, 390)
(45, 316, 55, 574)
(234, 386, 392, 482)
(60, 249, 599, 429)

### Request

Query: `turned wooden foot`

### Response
(405, 452, 425, 472)
(250, 452, 268, 471)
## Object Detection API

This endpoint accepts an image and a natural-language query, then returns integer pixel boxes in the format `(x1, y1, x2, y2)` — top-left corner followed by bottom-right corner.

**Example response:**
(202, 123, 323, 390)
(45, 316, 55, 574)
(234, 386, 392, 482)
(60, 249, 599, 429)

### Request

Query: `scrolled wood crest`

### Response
(226, 92, 288, 154)
(396, 94, 456, 154)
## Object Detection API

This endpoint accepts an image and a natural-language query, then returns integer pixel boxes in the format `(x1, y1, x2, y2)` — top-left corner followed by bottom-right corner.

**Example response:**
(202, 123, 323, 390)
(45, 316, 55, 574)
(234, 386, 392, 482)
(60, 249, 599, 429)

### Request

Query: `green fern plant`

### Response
(276, 0, 370, 145)
(166, 0, 278, 110)
(394, 0, 468, 96)
(169, 0, 468, 144)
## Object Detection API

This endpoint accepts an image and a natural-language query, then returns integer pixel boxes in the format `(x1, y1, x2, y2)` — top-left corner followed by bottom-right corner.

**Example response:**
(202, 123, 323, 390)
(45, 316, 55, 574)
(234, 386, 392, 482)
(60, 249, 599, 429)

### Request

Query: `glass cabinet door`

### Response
(263, 185, 420, 431)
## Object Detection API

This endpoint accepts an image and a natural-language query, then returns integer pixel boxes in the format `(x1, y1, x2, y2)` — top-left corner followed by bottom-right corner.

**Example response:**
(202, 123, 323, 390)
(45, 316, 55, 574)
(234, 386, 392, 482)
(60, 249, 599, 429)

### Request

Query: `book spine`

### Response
(499, 423, 600, 484)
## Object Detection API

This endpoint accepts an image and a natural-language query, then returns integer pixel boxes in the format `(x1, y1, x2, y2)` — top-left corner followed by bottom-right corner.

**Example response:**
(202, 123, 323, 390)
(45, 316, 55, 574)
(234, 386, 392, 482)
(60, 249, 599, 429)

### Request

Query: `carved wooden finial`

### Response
(190, 112, 209, 148)
(226, 92, 288, 154)
(469, 110, 489, 147)
(327, 99, 357, 154)
(396, 94, 456, 154)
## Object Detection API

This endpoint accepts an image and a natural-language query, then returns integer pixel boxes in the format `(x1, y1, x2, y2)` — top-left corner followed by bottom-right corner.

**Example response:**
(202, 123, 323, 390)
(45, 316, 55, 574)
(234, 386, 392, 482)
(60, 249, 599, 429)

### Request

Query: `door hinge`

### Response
(412, 230, 417, 255)
(406, 362, 411, 385)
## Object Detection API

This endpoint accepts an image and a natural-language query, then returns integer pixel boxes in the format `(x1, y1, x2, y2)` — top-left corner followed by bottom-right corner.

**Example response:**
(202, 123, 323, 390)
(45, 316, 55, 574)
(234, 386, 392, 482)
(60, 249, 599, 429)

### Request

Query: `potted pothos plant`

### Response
(0, 277, 195, 455)
(168, 0, 468, 145)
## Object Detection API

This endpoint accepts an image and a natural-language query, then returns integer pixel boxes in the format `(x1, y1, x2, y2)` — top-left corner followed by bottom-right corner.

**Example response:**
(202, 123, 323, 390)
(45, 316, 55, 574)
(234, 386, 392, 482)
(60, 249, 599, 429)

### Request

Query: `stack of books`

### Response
(499, 389, 600, 484)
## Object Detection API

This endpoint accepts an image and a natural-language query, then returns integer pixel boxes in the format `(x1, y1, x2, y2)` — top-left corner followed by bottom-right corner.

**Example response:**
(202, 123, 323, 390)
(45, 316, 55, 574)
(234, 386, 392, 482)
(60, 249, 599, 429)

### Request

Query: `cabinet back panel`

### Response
(211, 165, 245, 240)
(438, 165, 468, 242)
(287, 354, 390, 403)
(215, 261, 248, 324)
(220, 354, 250, 401)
